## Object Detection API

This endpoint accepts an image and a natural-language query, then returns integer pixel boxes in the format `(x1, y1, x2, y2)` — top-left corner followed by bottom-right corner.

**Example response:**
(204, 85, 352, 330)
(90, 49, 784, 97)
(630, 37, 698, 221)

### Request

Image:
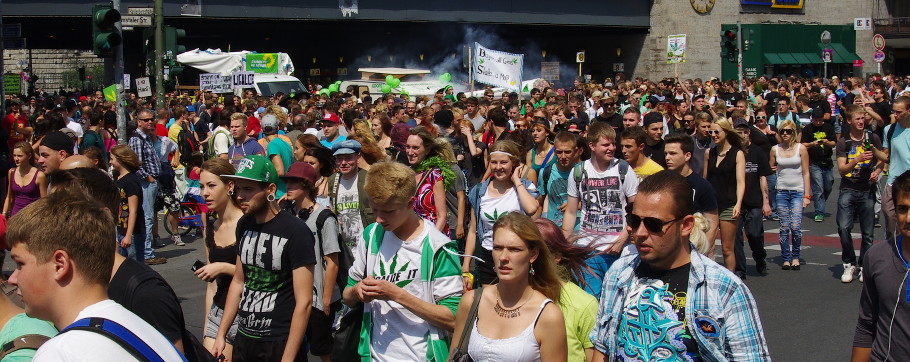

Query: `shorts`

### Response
(305, 302, 340, 356)
(233, 333, 308, 362)
(156, 189, 181, 213)
(719, 206, 738, 221)
(204, 304, 239, 343)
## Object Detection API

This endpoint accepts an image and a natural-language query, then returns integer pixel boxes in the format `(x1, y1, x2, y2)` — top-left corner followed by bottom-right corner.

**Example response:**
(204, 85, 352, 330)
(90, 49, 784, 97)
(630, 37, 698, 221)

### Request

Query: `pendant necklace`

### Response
(494, 290, 530, 318)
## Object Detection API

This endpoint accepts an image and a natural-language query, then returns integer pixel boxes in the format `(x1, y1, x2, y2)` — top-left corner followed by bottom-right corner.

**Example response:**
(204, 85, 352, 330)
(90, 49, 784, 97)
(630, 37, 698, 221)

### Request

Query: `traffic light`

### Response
(742, 28, 755, 51)
(720, 29, 738, 63)
(91, 3, 121, 57)
(164, 26, 187, 59)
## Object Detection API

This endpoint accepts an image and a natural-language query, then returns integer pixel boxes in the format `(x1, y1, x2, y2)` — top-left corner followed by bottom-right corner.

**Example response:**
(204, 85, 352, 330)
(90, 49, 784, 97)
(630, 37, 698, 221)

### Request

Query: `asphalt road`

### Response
(4, 177, 878, 361)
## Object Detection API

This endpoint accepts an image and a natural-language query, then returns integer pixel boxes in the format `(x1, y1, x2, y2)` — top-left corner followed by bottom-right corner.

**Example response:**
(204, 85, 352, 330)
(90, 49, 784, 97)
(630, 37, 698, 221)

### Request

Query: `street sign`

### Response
(123, 74, 131, 90)
(576, 51, 585, 63)
(1, 38, 26, 50)
(613, 63, 624, 72)
(873, 50, 886, 63)
(127, 7, 154, 15)
(135, 77, 152, 97)
(854, 18, 872, 30)
(822, 49, 833, 63)
(853, 59, 864, 67)
(121, 15, 152, 27)
(1, 24, 21, 38)
(873, 34, 885, 51)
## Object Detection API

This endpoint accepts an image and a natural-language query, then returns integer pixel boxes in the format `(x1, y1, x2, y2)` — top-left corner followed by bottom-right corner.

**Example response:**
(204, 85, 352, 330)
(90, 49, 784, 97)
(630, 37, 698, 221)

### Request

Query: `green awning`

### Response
(817, 43, 861, 63)
(764, 53, 784, 64)
(765, 52, 819, 64)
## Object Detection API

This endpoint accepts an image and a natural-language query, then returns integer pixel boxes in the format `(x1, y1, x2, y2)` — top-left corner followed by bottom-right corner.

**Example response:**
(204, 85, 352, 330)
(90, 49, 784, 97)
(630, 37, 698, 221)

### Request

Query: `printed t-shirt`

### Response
(2, 113, 28, 151)
(115, 173, 146, 237)
(743, 144, 773, 209)
(477, 184, 537, 250)
(539, 165, 580, 230)
(614, 263, 702, 361)
(304, 204, 342, 312)
(335, 174, 364, 249)
(836, 133, 882, 192)
(566, 159, 639, 250)
(800, 122, 836, 168)
(235, 211, 316, 340)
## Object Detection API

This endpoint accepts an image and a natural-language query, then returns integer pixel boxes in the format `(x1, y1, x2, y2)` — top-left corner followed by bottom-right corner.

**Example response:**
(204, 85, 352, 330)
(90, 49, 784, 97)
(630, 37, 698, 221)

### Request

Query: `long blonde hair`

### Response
(493, 212, 562, 302)
(777, 119, 800, 147)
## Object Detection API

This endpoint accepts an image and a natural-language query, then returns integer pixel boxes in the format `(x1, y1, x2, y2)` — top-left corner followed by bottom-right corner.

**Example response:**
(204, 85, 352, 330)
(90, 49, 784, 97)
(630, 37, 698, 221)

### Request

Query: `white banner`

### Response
(231, 71, 255, 89)
(135, 77, 152, 97)
(473, 43, 523, 91)
(200, 73, 233, 93)
(123, 74, 131, 90)
(667, 34, 687, 64)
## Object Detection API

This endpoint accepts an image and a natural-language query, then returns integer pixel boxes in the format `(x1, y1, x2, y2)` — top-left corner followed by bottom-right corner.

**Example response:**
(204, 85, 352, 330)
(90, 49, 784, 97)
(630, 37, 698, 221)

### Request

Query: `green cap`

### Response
(223, 155, 278, 185)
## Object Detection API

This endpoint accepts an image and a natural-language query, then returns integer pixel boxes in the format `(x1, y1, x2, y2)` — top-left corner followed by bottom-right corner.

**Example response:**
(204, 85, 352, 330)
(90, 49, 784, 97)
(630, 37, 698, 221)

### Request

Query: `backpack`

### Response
(176, 128, 199, 167)
(769, 112, 798, 128)
(572, 158, 630, 196)
(314, 208, 354, 293)
(206, 128, 230, 159)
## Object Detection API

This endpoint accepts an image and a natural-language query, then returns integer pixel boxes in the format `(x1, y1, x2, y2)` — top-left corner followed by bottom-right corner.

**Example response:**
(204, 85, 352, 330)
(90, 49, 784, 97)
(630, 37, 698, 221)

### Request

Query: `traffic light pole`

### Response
(113, 0, 127, 144)
(154, 0, 164, 111)
(737, 21, 743, 92)
(0, 0, 6, 121)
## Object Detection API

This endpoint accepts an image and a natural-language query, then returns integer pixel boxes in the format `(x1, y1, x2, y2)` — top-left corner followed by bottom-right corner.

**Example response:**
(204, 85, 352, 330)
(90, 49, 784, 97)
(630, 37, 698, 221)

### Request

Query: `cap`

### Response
(256, 107, 266, 114)
(331, 139, 362, 156)
(810, 86, 821, 93)
(322, 113, 340, 124)
(261, 114, 279, 133)
(643, 112, 663, 126)
(546, 91, 558, 98)
(280, 162, 318, 184)
(733, 118, 750, 128)
(40, 131, 75, 152)
(187, 105, 196, 113)
(222, 155, 278, 185)
(304, 128, 319, 136)
(591, 90, 603, 98)
(78, 96, 87, 102)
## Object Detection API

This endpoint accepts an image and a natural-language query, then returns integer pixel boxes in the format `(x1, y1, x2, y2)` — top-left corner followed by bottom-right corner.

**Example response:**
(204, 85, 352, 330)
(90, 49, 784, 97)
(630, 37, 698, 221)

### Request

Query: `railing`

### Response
(874, 17, 910, 35)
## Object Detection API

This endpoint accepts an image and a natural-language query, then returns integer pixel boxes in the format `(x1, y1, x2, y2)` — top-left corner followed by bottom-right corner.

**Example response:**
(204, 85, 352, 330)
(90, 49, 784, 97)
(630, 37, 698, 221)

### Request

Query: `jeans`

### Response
(767, 173, 778, 218)
(116, 232, 144, 263)
(777, 190, 804, 262)
(140, 179, 159, 260)
(836, 189, 874, 266)
(582, 253, 619, 299)
(809, 164, 834, 217)
(735, 207, 768, 273)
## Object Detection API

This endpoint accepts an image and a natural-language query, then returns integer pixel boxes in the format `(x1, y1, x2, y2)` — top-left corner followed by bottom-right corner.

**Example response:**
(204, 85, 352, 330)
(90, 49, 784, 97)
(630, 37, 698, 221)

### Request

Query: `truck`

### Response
(175, 49, 308, 96)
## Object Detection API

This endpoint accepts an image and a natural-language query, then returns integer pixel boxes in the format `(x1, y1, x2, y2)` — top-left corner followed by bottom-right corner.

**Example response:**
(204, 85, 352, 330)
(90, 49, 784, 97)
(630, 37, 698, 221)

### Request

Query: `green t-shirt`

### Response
(0, 313, 58, 361)
(559, 282, 597, 362)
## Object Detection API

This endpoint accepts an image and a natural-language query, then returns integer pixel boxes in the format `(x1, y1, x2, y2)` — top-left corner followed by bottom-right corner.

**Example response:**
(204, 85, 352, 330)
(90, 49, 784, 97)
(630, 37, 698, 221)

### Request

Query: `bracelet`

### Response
(462, 272, 474, 286)
(803, 195, 811, 199)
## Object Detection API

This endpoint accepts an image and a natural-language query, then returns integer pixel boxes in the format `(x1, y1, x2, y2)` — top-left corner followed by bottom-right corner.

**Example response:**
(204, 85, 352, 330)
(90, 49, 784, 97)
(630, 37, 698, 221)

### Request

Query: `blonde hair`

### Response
(688, 213, 712, 256)
(490, 140, 522, 165)
(351, 119, 373, 139)
(713, 117, 746, 152)
(365, 162, 417, 205)
(777, 119, 800, 147)
(262, 105, 288, 127)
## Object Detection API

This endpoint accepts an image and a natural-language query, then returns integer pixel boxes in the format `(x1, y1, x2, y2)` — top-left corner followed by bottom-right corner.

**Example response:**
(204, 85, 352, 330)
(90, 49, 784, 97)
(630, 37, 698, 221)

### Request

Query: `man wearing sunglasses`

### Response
(590, 171, 770, 362)
(593, 96, 623, 133)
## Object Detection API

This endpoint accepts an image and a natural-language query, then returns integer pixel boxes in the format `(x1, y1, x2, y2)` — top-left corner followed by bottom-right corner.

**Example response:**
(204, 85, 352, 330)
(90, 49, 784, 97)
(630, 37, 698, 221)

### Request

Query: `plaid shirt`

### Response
(129, 130, 160, 180)
(590, 247, 771, 361)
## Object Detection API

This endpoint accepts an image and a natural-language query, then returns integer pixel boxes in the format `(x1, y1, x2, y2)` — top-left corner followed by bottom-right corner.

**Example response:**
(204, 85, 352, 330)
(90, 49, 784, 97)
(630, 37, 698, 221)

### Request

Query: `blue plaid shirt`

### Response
(128, 130, 160, 180)
(590, 247, 771, 361)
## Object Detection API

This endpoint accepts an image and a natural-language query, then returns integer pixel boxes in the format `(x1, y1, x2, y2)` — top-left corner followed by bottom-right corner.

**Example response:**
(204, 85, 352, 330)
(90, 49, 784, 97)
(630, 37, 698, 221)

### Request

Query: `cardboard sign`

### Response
(200, 73, 233, 93)
(232, 71, 255, 89)
(667, 34, 687, 64)
(123, 74, 131, 90)
(135, 77, 152, 97)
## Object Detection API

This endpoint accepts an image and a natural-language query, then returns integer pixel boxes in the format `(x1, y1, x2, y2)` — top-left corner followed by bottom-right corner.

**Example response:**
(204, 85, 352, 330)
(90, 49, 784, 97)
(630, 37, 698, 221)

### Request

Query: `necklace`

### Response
(494, 291, 531, 318)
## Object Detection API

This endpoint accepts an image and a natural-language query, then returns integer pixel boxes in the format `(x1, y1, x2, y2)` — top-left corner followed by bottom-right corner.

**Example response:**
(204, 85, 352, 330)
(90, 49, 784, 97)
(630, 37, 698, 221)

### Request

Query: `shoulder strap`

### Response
(532, 300, 553, 327)
(61, 317, 179, 362)
(888, 123, 898, 146)
(573, 162, 585, 195)
(456, 287, 484, 355)
(315, 208, 334, 260)
(540, 163, 554, 193)
(0, 334, 51, 360)
(328, 173, 340, 209)
(616, 159, 629, 185)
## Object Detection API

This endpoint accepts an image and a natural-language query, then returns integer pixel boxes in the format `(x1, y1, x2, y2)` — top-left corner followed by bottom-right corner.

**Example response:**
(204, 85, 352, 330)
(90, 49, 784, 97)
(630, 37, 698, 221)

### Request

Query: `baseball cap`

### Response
(41, 131, 75, 152)
(331, 139, 362, 156)
(732, 118, 750, 128)
(643, 112, 663, 126)
(280, 162, 318, 184)
(591, 90, 603, 98)
(811, 107, 826, 120)
(222, 155, 278, 185)
(261, 114, 279, 133)
(322, 112, 340, 124)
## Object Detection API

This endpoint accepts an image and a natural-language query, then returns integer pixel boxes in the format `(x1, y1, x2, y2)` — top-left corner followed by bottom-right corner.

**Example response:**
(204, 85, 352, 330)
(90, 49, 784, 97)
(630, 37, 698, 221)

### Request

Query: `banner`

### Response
(667, 34, 687, 64)
(245, 53, 279, 73)
(199, 73, 232, 93)
(135, 77, 152, 97)
(473, 43, 523, 91)
(232, 71, 255, 89)
(123, 74, 131, 90)
(3, 74, 21, 95)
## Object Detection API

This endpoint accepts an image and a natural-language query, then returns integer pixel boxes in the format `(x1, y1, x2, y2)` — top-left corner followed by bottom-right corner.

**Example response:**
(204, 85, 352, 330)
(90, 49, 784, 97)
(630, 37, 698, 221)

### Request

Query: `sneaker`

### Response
(172, 235, 186, 246)
(145, 257, 167, 265)
(859, 267, 864, 283)
(756, 262, 768, 276)
(874, 215, 881, 228)
(841, 264, 855, 283)
(814, 214, 824, 222)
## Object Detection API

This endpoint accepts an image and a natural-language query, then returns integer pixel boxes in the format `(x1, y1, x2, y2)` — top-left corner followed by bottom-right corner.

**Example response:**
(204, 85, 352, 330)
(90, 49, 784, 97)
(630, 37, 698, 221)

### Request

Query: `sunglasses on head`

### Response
(627, 213, 684, 234)
(780, 129, 795, 135)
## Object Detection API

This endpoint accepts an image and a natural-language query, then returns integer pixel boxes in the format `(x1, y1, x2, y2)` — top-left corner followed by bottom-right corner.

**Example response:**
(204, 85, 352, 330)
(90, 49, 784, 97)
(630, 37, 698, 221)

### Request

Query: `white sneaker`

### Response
(841, 264, 855, 283)
(859, 267, 864, 283)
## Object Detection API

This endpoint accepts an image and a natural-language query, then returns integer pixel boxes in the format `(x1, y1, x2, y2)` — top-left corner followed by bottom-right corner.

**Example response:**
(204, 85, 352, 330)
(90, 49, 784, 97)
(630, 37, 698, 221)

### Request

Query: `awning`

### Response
(764, 52, 822, 64)
(817, 43, 861, 63)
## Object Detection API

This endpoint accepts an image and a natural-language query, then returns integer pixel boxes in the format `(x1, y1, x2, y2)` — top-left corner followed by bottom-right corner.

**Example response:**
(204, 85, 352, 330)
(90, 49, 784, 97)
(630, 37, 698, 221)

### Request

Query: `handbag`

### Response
(449, 286, 484, 362)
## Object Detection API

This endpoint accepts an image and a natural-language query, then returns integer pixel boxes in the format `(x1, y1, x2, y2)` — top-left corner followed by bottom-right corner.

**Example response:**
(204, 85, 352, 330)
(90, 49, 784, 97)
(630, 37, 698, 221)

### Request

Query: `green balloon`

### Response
(381, 84, 391, 94)
(439, 73, 452, 83)
(385, 75, 396, 85)
(329, 84, 339, 93)
(390, 78, 401, 88)
(319, 88, 330, 95)
(334, 80, 342, 86)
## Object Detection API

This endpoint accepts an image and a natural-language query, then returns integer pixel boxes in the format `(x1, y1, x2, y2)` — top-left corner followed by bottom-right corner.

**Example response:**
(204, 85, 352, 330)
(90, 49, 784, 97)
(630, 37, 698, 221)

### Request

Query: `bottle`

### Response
(864, 133, 872, 150)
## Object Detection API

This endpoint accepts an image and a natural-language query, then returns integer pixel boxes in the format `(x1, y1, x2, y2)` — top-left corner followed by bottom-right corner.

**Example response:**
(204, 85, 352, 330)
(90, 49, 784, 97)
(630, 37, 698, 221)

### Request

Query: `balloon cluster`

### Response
(319, 81, 343, 96)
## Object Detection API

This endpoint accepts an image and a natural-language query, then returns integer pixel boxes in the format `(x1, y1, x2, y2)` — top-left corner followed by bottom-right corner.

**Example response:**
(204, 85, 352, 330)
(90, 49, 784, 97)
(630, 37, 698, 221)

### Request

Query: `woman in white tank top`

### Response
(450, 212, 567, 362)
(770, 119, 812, 270)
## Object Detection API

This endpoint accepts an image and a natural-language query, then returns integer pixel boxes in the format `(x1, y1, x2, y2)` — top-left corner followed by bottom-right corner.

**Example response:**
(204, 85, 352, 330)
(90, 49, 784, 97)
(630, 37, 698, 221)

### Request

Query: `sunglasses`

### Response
(602, 103, 616, 107)
(755, 116, 767, 120)
(139, 118, 154, 122)
(627, 213, 684, 234)
(707, 130, 722, 135)
(780, 129, 795, 135)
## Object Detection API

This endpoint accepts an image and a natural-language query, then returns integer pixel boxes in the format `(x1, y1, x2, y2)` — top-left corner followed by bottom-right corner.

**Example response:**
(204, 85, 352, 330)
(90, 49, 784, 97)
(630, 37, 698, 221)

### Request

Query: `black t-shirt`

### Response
(614, 263, 702, 361)
(108, 258, 185, 343)
(836, 133, 883, 192)
(800, 122, 836, 168)
(643, 139, 667, 168)
(194, 118, 210, 143)
(206, 217, 237, 309)
(686, 172, 718, 213)
(115, 173, 145, 236)
(743, 144, 773, 209)
(594, 113, 623, 133)
(764, 91, 781, 114)
(235, 211, 316, 339)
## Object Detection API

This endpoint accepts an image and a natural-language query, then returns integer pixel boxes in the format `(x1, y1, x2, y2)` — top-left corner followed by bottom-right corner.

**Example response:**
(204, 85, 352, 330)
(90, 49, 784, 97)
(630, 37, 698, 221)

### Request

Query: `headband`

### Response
(489, 151, 515, 158)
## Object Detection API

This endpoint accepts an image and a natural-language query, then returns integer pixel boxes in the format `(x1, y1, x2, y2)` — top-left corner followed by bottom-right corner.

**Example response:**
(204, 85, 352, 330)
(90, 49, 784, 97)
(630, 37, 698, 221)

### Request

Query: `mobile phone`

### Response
(191, 259, 206, 272)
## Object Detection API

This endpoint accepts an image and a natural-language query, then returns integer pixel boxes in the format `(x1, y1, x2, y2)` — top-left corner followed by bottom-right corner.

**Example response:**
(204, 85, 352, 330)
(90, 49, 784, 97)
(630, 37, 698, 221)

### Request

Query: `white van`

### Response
(340, 68, 457, 99)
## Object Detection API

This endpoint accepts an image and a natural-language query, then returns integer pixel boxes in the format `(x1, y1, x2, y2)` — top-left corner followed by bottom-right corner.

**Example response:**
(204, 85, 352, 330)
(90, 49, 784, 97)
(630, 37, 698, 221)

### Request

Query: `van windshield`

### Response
(258, 81, 307, 96)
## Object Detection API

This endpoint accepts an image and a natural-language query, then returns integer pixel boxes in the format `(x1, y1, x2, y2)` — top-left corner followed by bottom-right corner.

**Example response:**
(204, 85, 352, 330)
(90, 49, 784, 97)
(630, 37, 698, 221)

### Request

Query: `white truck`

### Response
(175, 49, 307, 96)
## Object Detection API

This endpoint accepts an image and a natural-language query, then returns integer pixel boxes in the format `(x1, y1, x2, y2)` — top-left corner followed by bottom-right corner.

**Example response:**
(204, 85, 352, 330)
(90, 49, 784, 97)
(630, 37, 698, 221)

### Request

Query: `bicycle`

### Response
(163, 193, 206, 236)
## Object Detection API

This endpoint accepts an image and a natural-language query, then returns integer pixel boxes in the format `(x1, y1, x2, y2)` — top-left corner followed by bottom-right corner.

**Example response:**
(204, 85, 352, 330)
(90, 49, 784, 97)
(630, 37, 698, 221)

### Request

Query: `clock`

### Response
(691, 0, 715, 14)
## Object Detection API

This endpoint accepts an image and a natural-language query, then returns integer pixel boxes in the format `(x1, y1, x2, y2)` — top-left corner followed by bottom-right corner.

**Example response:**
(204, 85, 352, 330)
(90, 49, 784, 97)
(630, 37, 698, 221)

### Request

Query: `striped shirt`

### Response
(128, 130, 161, 180)
(590, 247, 771, 361)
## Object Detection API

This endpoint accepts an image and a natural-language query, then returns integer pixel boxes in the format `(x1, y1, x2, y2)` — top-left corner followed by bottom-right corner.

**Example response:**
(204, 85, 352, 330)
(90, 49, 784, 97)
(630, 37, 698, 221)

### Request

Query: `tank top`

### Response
(468, 299, 552, 362)
(529, 145, 555, 173)
(205, 218, 237, 309)
(775, 144, 804, 191)
(706, 145, 741, 210)
(10, 170, 40, 217)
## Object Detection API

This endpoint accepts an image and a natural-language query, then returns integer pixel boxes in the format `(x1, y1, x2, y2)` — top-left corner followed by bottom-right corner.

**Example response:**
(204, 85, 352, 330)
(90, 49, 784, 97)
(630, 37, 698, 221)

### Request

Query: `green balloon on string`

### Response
(389, 78, 401, 88)
(381, 84, 391, 94)
(439, 73, 452, 83)
(385, 75, 396, 85)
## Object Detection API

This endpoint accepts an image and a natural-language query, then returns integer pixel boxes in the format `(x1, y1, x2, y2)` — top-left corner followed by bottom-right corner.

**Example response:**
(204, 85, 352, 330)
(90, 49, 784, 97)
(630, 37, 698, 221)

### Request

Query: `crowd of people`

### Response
(0, 71, 909, 361)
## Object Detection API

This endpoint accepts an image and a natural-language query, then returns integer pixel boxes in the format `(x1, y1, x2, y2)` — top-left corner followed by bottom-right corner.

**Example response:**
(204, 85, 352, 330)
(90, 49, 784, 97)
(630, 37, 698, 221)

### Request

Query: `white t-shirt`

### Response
(566, 159, 639, 250)
(211, 126, 231, 156)
(66, 121, 84, 139)
(478, 185, 537, 250)
(33, 300, 184, 362)
(335, 174, 363, 249)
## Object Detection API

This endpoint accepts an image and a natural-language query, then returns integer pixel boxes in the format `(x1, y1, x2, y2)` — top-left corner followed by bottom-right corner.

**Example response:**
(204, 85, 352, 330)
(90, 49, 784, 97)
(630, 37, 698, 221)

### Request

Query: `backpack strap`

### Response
(61, 317, 184, 362)
(328, 172, 340, 211)
(540, 163, 554, 195)
(356, 168, 374, 224)
(0, 334, 51, 360)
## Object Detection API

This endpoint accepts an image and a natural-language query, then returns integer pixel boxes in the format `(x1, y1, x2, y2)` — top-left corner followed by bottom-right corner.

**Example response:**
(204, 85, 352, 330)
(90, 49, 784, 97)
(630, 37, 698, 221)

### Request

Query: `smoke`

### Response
(344, 24, 580, 91)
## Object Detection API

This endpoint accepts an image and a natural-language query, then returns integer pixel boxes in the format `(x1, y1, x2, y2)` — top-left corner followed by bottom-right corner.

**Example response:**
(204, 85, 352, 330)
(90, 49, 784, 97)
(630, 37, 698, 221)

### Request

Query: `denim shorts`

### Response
(204, 304, 239, 343)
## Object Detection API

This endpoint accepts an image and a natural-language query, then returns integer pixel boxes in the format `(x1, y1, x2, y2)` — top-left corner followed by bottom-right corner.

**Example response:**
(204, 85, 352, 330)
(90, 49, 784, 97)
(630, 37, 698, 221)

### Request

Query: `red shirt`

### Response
(247, 116, 261, 138)
(155, 123, 168, 138)
(2, 114, 28, 150)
